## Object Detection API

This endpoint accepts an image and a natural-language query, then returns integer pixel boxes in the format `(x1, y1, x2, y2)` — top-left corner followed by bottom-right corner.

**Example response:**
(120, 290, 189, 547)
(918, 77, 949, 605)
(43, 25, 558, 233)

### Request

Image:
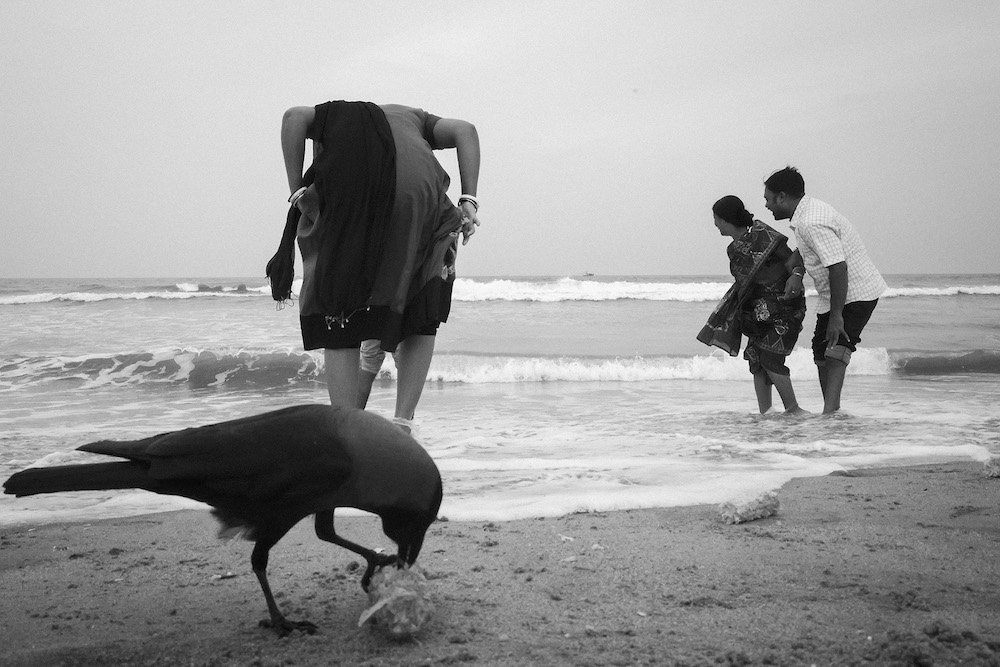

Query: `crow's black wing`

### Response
(79, 405, 352, 499)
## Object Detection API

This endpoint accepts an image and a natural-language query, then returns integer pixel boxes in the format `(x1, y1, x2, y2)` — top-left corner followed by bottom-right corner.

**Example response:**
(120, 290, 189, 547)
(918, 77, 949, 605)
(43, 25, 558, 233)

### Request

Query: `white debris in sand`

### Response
(984, 457, 1000, 478)
(358, 564, 434, 638)
(719, 491, 780, 524)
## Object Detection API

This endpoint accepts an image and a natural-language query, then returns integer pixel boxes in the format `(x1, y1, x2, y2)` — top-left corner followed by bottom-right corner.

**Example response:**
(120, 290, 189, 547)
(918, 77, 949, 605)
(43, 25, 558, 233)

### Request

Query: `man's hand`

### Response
(826, 311, 848, 349)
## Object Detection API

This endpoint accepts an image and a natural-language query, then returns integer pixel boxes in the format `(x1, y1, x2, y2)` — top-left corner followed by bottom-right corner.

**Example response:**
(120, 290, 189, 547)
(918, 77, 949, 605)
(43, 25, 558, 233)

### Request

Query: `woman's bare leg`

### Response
(323, 348, 360, 409)
(393, 335, 435, 421)
(753, 371, 774, 414)
(767, 369, 804, 414)
(356, 369, 378, 409)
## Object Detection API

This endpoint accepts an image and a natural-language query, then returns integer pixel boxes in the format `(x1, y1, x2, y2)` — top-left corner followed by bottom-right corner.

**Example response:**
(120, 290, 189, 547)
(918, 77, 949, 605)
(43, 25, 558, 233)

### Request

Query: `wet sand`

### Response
(1, 462, 998, 666)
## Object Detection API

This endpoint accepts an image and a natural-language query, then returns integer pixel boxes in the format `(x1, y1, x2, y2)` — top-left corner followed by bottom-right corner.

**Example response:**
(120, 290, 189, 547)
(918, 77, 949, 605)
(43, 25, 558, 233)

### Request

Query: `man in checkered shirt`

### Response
(763, 166, 887, 414)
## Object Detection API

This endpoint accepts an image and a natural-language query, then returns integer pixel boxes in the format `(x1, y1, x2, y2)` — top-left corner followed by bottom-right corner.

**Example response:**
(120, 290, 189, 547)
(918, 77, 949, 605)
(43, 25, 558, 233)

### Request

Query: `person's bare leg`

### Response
(753, 372, 773, 414)
(323, 348, 360, 409)
(816, 361, 829, 400)
(356, 369, 377, 409)
(357, 340, 386, 409)
(393, 335, 435, 422)
(767, 370, 804, 414)
(821, 359, 847, 414)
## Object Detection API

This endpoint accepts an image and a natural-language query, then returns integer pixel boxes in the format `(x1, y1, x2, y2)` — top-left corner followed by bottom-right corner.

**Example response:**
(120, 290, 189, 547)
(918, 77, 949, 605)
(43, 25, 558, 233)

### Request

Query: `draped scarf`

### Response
(697, 221, 787, 356)
(266, 101, 397, 320)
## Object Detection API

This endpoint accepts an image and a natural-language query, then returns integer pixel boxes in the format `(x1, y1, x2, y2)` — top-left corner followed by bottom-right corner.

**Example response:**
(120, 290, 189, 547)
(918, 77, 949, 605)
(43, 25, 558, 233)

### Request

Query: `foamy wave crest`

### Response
(883, 285, 1000, 298)
(5, 278, 997, 306)
(428, 354, 739, 382)
(0, 284, 269, 305)
(175, 282, 271, 295)
(421, 348, 893, 383)
(452, 277, 731, 302)
(0, 347, 916, 392)
(452, 277, 1000, 303)
(0, 349, 321, 390)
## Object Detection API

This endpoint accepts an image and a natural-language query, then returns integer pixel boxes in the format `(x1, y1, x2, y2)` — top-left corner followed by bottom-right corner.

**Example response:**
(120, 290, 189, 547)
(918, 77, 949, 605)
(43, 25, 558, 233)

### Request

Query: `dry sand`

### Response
(1, 461, 998, 666)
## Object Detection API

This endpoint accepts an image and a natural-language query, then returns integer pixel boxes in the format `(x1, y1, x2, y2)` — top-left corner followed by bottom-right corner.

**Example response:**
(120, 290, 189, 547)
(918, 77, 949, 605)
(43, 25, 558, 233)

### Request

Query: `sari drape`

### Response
(266, 101, 396, 318)
(697, 221, 789, 356)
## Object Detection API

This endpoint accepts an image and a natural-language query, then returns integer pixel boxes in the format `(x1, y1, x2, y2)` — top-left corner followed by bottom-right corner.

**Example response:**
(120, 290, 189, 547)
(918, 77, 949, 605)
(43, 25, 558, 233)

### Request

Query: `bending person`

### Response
(699, 195, 807, 414)
(764, 167, 885, 414)
(269, 101, 481, 431)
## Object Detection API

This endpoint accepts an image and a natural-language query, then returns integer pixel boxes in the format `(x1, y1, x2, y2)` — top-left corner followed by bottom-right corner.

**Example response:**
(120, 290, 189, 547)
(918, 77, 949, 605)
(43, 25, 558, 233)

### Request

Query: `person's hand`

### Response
(458, 200, 480, 245)
(782, 273, 804, 301)
(826, 311, 848, 349)
(294, 185, 320, 223)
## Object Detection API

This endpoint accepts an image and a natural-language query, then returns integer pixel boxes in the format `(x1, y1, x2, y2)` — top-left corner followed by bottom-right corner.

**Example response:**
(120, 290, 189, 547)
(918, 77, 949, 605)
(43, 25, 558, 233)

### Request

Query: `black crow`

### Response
(3, 404, 443, 636)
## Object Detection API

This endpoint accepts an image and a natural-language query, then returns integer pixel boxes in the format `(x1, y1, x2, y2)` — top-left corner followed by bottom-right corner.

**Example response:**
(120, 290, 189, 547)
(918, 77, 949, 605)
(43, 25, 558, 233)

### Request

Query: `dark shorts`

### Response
(300, 275, 452, 351)
(301, 306, 439, 351)
(811, 299, 878, 365)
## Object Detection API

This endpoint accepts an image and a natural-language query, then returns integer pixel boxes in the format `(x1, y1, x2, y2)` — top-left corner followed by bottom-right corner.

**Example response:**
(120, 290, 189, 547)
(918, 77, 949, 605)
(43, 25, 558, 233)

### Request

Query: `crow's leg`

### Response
(251, 536, 318, 636)
(314, 510, 397, 591)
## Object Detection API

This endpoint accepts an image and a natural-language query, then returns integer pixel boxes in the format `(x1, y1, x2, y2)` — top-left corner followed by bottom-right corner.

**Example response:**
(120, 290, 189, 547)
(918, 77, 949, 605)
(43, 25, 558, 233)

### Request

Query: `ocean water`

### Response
(2, 274, 999, 526)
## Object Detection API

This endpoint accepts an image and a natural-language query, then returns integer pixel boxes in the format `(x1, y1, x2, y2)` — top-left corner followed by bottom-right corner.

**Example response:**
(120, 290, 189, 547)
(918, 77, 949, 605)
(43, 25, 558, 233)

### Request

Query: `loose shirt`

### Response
(789, 196, 887, 313)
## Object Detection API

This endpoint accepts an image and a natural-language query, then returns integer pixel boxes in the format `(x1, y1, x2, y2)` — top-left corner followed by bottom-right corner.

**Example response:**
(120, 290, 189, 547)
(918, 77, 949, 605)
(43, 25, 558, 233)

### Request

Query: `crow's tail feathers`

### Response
(3, 461, 149, 497)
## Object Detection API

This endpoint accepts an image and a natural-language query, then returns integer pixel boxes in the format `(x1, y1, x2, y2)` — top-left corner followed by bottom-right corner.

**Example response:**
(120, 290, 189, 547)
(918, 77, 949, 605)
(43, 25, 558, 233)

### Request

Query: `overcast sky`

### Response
(2, 1, 998, 279)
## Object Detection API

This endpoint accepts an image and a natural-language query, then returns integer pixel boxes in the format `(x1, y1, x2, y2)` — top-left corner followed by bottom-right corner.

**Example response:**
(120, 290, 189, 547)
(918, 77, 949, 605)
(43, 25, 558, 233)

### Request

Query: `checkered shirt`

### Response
(789, 196, 887, 314)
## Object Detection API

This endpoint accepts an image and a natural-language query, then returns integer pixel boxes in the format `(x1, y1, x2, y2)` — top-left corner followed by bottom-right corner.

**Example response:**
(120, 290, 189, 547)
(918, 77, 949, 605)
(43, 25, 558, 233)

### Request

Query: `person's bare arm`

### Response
(825, 261, 849, 348)
(281, 107, 315, 193)
(780, 249, 805, 300)
(281, 106, 319, 220)
(432, 118, 479, 195)
(433, 118, 481, 244)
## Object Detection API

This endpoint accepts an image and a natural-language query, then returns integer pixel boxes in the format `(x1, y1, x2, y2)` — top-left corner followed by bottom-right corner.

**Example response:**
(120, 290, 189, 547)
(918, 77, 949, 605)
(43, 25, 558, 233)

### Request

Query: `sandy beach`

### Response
(1, 461, 998, 667)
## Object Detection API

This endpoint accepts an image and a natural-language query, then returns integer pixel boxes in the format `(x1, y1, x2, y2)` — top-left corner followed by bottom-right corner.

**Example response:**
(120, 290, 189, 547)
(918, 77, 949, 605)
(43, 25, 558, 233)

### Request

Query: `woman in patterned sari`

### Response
(698, 195, 807, 414)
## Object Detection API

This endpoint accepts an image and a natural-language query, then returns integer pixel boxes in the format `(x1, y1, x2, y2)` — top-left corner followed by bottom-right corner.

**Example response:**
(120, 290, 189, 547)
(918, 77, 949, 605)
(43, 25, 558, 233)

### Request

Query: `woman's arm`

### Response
(784, 249, 803, 274)
(431, 118, 480, 195)
(280, 106, 319, 221)
(280, 106, 315, 194)
(432, 118, 481, 244)
(753, 243, 793, 285)
(772, 243, 793, 265)
(781, 249, 806, 300)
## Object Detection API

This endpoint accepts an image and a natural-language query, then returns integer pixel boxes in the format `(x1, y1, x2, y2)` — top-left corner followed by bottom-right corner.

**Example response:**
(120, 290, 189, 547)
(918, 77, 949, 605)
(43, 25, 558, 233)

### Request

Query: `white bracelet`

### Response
(791, 267, 805, 277)
(458, 194, 479, 211)
(288, 186, 307, 205)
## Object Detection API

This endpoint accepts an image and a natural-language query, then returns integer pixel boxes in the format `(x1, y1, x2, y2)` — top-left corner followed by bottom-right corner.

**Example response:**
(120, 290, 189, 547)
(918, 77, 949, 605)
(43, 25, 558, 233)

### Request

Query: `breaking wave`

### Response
(4, 277, 1000, 305)
(4, 346, 995, 393)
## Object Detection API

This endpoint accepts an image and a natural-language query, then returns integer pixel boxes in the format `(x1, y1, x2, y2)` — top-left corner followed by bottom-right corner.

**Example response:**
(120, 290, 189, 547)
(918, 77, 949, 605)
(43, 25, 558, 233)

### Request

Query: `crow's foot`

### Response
(361, 553, 401, 591)
(259, 616, 318, 637)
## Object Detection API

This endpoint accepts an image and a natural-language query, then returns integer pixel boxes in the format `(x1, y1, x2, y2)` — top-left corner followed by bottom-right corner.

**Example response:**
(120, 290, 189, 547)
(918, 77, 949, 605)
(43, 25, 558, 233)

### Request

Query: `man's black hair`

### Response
(764, 166, 805, 198)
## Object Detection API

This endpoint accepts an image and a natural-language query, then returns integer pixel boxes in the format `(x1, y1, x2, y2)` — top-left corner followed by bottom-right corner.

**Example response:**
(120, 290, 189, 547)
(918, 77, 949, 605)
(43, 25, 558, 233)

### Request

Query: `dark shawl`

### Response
(266, 101, 397, 320)
(697, 221, 787, 356)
